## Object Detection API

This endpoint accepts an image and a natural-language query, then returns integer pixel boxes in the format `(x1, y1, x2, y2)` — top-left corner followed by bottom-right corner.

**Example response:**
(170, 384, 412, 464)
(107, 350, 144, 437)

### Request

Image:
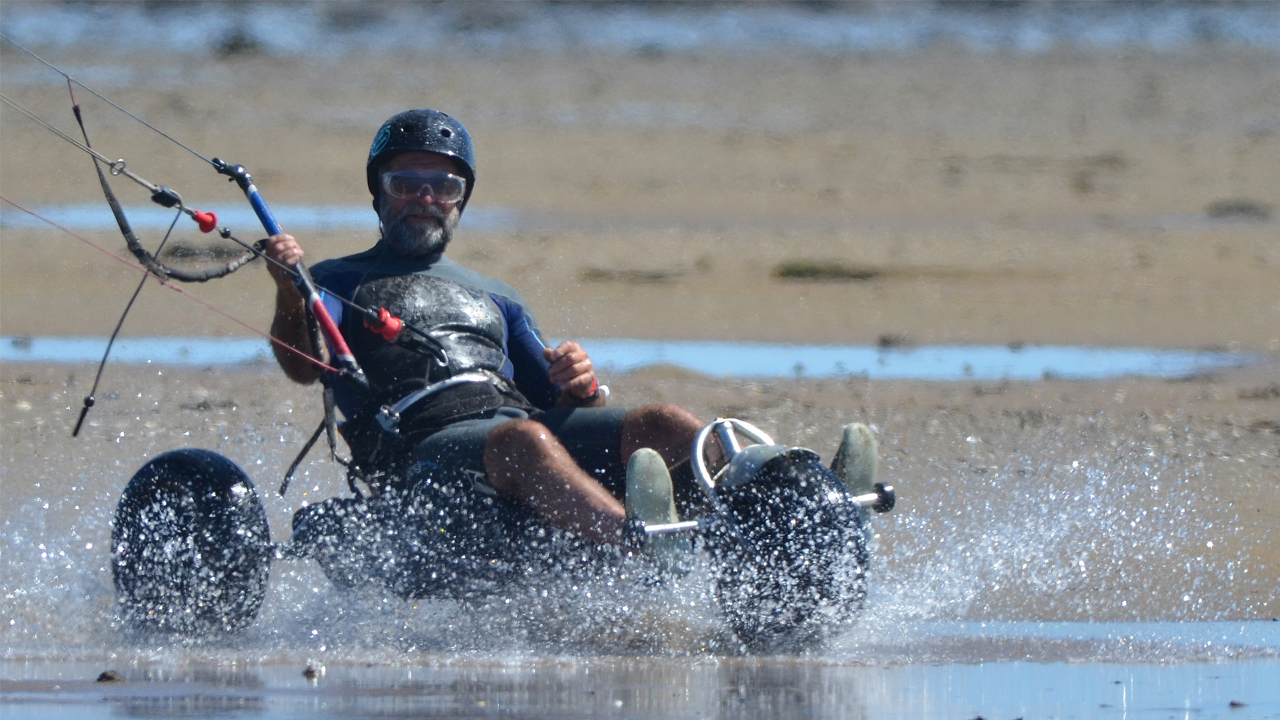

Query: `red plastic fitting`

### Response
(364, 307, 403, 341)
(193, 210, 217, 233)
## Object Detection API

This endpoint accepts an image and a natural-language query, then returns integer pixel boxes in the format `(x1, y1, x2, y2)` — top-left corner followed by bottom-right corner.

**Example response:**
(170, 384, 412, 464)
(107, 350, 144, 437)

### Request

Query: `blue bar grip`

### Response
(245, 183, 282, 236)
(212, 158, 281, 236)
(213, 158, 318, 291)
(211, 157, 370, 389)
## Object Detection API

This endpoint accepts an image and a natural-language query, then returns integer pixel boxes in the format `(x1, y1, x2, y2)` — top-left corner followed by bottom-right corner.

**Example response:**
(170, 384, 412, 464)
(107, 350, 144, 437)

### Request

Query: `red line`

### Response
(0, 194, 339, 374)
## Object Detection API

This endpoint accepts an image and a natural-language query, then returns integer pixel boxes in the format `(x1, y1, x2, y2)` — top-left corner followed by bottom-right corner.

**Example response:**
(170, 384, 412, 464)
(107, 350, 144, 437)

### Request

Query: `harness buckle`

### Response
(375, 405, 401, 436)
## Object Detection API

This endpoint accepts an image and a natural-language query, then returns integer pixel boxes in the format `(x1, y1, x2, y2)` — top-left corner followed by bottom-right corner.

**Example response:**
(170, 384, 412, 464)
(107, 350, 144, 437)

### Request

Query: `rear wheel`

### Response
(112, 449, 271, 634)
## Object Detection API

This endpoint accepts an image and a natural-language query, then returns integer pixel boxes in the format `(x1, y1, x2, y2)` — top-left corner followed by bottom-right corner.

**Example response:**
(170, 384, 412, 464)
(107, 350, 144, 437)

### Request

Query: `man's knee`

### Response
(621, 404, 704, 465)
(483, 418, 559, 495)
(485, 418, 556, 461)
(624, 404, 702, 434)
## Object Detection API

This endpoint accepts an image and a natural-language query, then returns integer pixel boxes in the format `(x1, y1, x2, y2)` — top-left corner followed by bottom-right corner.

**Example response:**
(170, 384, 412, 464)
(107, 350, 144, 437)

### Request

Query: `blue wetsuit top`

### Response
(310, 245, 559, 419)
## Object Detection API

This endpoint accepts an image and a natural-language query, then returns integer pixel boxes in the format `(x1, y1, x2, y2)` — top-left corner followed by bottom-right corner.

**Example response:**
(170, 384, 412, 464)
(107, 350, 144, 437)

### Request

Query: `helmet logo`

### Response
(369, 125, 391, 159)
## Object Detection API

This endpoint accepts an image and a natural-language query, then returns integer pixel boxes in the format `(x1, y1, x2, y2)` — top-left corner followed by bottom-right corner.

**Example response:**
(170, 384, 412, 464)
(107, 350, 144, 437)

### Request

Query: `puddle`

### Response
(1, 336, 276, 367)
(0, 203, 516, 233)
(3, 624, 1277, 718)
(2, 2, 1278, 59)
(0, 335, 1252, 380)
(3, 204, 1271, 237)
(1, 653, 1275, 720)
(584, 339, 1251, 380)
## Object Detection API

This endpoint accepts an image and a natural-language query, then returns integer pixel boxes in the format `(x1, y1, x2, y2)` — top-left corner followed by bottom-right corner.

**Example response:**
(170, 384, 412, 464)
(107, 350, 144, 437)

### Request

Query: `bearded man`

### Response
(262, 109, 704, 554)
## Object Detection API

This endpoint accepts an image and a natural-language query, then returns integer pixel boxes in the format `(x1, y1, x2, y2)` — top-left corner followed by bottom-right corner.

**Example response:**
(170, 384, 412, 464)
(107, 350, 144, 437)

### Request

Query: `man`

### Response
(263, 109, 704, 550)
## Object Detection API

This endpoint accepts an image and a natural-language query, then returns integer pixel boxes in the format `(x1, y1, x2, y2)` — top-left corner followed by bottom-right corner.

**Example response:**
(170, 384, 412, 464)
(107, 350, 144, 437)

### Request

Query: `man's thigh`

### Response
(411, 406, 630, 498)
(534, 406, 630, 498)
(411, 407, 529, 494)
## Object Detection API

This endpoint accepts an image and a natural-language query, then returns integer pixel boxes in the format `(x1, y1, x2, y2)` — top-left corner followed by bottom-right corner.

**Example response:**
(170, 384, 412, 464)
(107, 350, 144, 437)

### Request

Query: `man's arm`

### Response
(497, 294, 604, 408)
(263, 233, 324, 385)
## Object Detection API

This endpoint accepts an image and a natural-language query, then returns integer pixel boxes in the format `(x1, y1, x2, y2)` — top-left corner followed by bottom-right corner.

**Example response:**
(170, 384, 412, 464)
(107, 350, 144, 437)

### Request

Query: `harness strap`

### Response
(374, 370, 502, 436)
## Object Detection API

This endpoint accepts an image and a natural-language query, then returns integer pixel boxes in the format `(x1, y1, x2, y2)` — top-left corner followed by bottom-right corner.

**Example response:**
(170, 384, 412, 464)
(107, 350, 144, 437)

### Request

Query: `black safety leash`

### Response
(279, 420, 328, 497)
(0, 193, 340, 376)
(1, 35, 445, 353)
(0, 35, 450, 363)
(71, 210, 182, 437)
(0, 90, 258, 282)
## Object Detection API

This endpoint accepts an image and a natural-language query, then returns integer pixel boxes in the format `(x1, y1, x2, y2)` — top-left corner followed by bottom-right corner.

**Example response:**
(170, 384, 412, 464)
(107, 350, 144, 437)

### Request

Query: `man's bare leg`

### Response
(621, 404, 733, 519)
(619, 404, 705, 466)
(483, 405, 710, 545)
(484, 418, 627, 544)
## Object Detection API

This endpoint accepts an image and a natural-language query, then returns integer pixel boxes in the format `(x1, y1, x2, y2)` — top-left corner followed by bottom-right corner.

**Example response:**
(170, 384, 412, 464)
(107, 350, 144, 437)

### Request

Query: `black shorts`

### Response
(410, 406, 632, 501)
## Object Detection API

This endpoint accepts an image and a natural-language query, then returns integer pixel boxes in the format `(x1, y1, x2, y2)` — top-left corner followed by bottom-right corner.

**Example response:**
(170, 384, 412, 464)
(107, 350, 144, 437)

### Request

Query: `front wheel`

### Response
(691, 420, 869, 652)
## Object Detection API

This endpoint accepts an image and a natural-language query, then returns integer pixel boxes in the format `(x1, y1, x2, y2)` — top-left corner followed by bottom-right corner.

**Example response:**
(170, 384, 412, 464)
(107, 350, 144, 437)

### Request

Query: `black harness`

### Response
(337, 272, 537, 480)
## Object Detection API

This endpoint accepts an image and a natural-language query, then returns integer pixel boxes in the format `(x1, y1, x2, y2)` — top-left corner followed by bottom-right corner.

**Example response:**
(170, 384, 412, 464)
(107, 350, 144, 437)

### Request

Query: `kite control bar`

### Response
(213, 158, 369, 390)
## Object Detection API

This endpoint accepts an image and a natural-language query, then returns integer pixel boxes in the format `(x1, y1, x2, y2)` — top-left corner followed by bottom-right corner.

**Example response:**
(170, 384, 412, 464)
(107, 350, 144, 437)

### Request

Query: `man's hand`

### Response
(263, 233, 305, 288)
(544, 341, 603, 406)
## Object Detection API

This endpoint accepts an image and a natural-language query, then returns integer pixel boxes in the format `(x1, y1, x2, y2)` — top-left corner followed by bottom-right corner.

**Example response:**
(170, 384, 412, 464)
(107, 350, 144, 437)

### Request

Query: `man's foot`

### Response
(830, 422, 879, 496)
(625, 448, 691, 574)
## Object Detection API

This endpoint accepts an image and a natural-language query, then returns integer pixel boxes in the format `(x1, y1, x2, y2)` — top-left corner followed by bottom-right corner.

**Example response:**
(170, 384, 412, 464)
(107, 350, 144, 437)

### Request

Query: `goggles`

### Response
(380, 170, 467, 204)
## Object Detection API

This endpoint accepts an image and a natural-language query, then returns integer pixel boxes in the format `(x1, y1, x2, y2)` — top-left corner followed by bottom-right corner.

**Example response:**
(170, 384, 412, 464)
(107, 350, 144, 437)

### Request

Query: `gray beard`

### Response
(381, 204, 454, 258)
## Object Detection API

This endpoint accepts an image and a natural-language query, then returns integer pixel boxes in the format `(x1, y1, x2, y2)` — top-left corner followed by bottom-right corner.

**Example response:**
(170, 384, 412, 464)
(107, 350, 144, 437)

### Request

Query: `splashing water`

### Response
(2, 367, 1275, 667)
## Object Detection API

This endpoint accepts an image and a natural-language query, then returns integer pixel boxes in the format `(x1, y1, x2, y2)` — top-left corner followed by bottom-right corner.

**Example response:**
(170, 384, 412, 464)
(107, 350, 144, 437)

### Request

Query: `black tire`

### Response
(112, 449, 271, 634)
(707, 450, 869, 653)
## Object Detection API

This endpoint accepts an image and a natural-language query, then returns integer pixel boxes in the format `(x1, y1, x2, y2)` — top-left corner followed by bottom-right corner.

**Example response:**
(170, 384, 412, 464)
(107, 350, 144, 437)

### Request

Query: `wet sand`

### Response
(2, 359, 1277, 623)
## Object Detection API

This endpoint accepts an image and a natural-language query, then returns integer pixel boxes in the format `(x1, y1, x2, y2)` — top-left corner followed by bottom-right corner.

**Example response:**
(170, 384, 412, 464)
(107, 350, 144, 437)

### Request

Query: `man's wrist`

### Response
(578, 378, 609, 404)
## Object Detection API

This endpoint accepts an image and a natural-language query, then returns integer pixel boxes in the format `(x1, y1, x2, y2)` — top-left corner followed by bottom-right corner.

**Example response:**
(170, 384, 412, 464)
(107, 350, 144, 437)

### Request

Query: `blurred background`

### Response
(2, 0, 1277, 350)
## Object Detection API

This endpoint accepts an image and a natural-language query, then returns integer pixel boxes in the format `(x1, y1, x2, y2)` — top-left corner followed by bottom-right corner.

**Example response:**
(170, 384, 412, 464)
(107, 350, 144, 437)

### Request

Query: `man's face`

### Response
(377, 151, 464, 258)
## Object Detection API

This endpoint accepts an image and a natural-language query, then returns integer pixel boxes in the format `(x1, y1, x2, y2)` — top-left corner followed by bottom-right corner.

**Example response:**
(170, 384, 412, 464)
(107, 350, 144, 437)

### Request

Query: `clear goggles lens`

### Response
(381, 170, 467, 204)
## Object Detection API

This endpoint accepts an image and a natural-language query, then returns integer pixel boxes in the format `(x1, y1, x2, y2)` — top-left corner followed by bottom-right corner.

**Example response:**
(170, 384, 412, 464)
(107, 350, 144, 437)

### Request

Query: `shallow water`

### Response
(0, 203, 517, 234)
(3, 653, 1277, 720)
(3, 203, 1272, 235)
(0, 335, 1253, 381)
(2, 1, 1278, 61)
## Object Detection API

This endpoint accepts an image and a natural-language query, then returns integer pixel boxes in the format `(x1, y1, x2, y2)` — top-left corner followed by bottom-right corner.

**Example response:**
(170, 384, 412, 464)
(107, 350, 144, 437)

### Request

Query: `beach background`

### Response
(1, 1, 1279, 714)
(2, 2, 1279, 349)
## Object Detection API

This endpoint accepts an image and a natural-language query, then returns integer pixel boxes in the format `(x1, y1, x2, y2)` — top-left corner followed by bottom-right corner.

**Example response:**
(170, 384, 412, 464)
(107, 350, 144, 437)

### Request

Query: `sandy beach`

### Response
(2, 45, 1278, 349)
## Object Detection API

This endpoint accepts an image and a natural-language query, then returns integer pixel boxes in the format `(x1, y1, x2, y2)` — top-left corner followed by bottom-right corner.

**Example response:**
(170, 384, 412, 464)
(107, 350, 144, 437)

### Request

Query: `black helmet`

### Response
(366, 109, 476, 212)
